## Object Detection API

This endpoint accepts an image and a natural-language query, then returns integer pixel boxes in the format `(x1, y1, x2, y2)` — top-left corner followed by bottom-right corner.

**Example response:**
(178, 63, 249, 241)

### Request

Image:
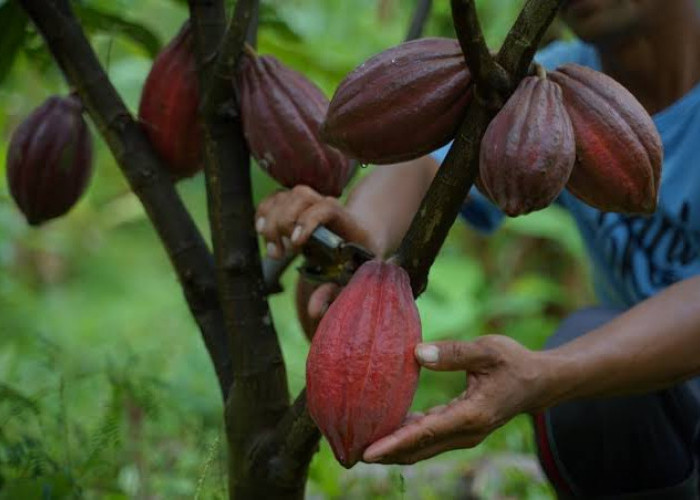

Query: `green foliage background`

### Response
(0, 0, 593, 497)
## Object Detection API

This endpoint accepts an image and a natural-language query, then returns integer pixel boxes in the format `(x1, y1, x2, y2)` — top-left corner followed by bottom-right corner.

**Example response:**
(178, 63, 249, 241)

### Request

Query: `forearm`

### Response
(538, 276, 700, 410)
(344, 156, 439, 257)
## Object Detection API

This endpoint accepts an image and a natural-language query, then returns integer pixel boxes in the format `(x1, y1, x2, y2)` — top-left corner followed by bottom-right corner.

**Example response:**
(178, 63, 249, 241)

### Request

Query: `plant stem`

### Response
(188, 0, 296, 496)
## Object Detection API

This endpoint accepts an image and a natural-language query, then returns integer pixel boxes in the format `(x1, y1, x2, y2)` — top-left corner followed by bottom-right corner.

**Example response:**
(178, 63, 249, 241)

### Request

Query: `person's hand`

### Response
(255, 185, 372, 259)
(295, 277, 341, 339)
(256, 185, 372, 324)
(362, 336, 555, 465)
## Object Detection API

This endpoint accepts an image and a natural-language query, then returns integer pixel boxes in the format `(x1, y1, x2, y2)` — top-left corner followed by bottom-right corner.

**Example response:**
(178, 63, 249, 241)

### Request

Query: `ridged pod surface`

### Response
(237, 50, 351, 197)
(479, 75, 575, 216)
(7, 95, 93, 225)
(549, 64, 663, 214)
(306, 261, 422, 468)
(139, 22, 202, 179)
(321, 38, 472, 164)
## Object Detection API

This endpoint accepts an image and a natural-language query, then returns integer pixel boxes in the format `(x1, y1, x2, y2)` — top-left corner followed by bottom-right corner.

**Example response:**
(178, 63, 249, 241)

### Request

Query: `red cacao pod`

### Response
(479, 74, 575, 216)
(237, 49, 351, 197)
(321, 38, 472, 165)
(306, 260, 422, 468)
(6, 94, 93, 226)
(139, 22, 203, 179)
(549, 64, 662, 214)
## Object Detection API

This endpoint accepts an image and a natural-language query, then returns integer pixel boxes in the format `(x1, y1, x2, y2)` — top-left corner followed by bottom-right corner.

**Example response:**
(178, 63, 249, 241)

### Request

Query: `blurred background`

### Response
(0, 0, 595, 497)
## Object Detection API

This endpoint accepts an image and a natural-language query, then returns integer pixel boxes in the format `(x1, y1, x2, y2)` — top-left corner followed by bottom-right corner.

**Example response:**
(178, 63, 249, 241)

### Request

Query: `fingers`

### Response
(308, 283, 341, 320)
(415, 340, 501, 372)
(256, 186, 350, 260)
(364, 404, 465, 462)
(402, 411, 425, 425)
(373, 434, 483, 465)
(363, 402, 485, 464)
(291, 197, 345, 247)
(256, 186, 325, 258)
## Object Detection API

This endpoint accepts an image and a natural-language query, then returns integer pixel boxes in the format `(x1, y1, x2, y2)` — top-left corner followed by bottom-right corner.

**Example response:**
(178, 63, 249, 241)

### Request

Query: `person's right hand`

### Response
(255, 185, 372, 324)
(255, 185, 372, 260)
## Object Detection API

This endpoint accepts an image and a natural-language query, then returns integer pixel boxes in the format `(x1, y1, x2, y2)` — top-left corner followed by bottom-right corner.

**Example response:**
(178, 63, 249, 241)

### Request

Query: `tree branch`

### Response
(395, 0, 564, 294)
(199, 0, 256, 116)
(406, 0, 432, 41)
(188, 0, 291, 493)
(252, 389, 320, 490)
(246, 0, 260, 48)
(18, 0, 232, 398)
(449, 0, 504, 90)
(497, 0, 565, 81)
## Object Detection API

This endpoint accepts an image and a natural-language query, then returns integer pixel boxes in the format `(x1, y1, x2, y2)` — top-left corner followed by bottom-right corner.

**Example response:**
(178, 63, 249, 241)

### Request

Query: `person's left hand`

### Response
(362, 336, 556, 465)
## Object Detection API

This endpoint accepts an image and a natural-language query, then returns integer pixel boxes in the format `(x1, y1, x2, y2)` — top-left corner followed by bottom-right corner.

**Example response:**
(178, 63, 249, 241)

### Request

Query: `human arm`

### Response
(255, 155, 439, 259)
(362, 274, 700, 464)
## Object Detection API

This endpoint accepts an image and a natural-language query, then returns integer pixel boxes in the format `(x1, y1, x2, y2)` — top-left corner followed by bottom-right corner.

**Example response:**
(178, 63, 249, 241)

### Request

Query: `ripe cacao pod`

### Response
(306, 260, 422, 468)
(139, 21, 203, 179)
(479, 74, 575, 216)
(549, 64, 662, 214)
(6, 94, 93, 226)
(237, 49, 351, 197)
(321, 38, 472, 165)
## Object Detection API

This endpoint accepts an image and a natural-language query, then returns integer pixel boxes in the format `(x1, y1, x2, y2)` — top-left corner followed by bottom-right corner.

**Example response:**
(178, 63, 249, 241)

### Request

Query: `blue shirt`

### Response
(431, 40, 700, 307)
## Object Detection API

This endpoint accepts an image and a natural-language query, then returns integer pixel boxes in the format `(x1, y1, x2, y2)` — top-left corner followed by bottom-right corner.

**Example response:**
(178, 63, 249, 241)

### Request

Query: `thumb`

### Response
(308, 283, 340, 320)
(415, 340, 498, 372)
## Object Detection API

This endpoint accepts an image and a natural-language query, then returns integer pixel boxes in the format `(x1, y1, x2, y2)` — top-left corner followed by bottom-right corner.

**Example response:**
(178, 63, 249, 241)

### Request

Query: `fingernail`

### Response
(291, 225, 303, 243)
(266, 242, 279, 259)
(256, 217, 266, 233)
(363, 446, 383, 463)
(281, 236, 292, 252)
(416, 344, 439, 364)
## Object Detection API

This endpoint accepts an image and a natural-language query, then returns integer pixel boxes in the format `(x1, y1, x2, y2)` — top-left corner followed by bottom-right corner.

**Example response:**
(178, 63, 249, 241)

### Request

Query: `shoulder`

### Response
(535, 39, 601, 71)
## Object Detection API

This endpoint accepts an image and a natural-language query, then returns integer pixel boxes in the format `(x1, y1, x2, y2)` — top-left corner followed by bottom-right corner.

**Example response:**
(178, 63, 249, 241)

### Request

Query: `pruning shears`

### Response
(298, 225, 375, 286)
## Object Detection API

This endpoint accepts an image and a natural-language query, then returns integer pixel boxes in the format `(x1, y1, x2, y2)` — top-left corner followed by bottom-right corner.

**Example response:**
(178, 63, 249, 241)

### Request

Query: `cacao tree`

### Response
(2, 0, 660, 497)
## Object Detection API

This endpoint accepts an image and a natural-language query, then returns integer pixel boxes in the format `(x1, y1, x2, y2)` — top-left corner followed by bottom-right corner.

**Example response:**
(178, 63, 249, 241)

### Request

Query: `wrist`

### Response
(525, 348, 582, 414)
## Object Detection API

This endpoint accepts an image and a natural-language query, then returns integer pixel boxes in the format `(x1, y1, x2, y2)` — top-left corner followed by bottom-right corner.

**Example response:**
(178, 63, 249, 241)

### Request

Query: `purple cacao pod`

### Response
(549, 64, 662, 214)
(237, 50, 352, 197)
(6, 95, 93, 225)
(321, 38, 472, 165)
(479, 75, 575, 216)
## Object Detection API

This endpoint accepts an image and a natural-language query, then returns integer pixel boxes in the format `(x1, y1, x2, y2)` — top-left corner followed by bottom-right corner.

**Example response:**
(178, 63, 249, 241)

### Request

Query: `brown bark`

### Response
(187, 0, 296, 497)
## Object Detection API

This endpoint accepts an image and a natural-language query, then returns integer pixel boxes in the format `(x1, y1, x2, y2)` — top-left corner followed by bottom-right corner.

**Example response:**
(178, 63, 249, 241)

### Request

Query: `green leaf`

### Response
(260, 3, 303, 43)
(73, 4, 162, 58)
(0, 474, 77, 500)
(0, 383, 40, 416)
(0, 0, 29, 85)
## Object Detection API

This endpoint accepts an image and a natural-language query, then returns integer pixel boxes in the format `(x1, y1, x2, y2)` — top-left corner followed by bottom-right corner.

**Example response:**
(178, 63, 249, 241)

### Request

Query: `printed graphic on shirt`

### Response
(592, 202, 700, 303)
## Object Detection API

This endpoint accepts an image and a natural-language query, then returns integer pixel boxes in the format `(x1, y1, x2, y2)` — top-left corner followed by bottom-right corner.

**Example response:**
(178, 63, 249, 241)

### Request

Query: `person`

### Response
(255, 0, 700, 497)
